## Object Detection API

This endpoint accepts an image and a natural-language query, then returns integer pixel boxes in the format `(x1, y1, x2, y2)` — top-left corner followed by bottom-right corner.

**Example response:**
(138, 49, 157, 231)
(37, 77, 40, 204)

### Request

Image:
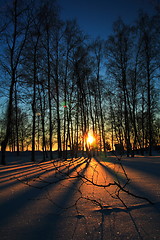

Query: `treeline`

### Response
(0, 0, 160, 164)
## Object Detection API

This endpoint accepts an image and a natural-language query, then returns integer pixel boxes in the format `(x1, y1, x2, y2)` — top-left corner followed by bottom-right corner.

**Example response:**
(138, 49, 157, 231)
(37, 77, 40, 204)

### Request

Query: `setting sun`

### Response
(87, 133, 95, 145)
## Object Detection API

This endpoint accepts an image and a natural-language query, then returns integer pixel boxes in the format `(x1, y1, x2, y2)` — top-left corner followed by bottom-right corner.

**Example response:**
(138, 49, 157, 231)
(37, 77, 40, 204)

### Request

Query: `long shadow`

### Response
(101, 155, 160, 178)
(95, 158, 159, 204)
(0, 157, 83, 176)
(0, 156, 68, 175)
(0, 165, 53, 183)
(0, 161, 54, 180)
(1, 158, 89, 240)
(0, 160, 68, 181)
(94, 202, 155, 216)
(0, 164, 62, 190)
(0, 158, 86, 190)
(93, 158, 160, 240)
(1, 157, 87, 189)
(0, 157, 87, 227)
(27, 159, 90, 240)
(116, 158, 160, 179)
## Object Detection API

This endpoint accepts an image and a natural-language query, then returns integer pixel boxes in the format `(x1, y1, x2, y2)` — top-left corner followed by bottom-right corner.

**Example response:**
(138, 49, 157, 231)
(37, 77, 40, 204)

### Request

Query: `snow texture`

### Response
(0, 152, 160, 240)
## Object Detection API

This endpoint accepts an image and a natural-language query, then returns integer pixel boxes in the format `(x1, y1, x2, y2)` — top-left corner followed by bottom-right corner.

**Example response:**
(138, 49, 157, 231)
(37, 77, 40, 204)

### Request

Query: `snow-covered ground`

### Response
(0, 153, 160, 240)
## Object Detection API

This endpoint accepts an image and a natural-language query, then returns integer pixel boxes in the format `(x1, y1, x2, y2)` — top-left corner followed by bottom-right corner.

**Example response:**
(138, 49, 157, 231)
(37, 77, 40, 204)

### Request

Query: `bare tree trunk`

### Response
(124, 92, 131, 157)
(31, 74, 36, 162)
(147, 60, 152, 155)
(63, 50, 69, 159)
(1, 0, 30, 164)
(54, 38, 62, 158)
(39, 84, 48, 161)
(1, 80, 14, 164)
(15, 81, 19, 156)
(46, 29, 53, 160)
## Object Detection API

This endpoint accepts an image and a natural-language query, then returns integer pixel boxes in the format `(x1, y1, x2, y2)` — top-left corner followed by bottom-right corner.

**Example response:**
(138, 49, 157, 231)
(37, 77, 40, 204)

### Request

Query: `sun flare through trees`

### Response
(0, 1, 160, 240)
(86, 132, 95, 145)
(0, 0, 159, 165)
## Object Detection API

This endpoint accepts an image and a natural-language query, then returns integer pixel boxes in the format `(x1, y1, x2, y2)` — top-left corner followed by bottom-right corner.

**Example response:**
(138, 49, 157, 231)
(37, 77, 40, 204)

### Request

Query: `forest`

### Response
(0, 0, 160, 165)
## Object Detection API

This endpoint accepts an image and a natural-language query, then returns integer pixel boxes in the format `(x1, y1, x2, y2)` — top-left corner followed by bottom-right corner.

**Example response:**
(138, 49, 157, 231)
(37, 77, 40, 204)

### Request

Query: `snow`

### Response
(0, 153, 160, 240)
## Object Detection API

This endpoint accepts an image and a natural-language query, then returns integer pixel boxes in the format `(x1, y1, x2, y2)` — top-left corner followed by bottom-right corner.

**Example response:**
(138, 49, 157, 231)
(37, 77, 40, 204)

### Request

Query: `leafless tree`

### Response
(0, 0, 31, 164)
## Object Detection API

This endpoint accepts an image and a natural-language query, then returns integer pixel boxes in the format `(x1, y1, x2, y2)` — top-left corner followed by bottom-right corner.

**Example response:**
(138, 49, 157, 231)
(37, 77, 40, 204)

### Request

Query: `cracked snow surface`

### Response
(0, 153, 160, 240)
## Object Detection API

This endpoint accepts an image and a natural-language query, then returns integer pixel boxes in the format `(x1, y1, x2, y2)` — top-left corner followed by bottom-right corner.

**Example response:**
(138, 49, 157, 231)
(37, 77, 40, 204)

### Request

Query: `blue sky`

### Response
(58, 0, 158, 39)
(0, 0, 158, 39)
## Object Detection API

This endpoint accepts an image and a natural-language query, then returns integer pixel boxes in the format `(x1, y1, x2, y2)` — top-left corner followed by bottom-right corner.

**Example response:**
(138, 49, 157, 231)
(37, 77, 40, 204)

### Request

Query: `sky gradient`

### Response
(58, 0, 159, 39)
